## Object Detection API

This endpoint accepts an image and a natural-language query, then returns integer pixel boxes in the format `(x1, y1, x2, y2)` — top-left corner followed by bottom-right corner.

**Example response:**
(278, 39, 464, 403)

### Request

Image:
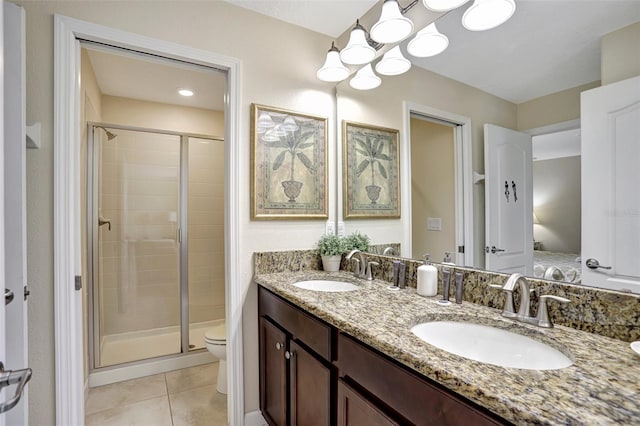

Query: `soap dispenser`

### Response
(417, 254, 438, 297)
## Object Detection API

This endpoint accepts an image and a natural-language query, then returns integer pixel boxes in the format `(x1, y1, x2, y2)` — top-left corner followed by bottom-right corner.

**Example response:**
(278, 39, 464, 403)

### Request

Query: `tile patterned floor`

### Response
(86, 363, 227, 426)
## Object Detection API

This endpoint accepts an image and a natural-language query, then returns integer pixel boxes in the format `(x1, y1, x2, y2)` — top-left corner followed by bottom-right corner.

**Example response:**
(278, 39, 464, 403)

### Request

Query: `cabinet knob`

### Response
(275, 342, 283, 351)
(285, 351, 294, 360)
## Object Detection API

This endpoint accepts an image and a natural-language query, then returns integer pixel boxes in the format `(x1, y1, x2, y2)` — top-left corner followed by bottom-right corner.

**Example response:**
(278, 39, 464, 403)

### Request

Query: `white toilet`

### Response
(204, 322, 227, 394)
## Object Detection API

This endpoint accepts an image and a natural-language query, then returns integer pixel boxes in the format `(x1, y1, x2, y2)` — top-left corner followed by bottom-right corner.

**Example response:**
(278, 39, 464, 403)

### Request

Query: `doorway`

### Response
(54, 16, 242, 425)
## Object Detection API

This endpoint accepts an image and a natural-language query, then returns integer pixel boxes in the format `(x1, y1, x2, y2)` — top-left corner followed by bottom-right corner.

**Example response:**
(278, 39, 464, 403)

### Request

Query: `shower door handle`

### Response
(98, 216, 111, 231)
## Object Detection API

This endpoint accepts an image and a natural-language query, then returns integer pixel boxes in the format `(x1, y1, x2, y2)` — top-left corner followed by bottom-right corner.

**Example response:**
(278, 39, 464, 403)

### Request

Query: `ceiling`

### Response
(226, 0, 640, 104)
(84, 1, 640, 110)
(85, 44, 226, 111)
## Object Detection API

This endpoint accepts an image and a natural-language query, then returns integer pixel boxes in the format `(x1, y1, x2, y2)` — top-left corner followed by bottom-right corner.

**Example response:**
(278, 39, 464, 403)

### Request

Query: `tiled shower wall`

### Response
(99, 131, 224, 336)
(188, 138, 225, 323)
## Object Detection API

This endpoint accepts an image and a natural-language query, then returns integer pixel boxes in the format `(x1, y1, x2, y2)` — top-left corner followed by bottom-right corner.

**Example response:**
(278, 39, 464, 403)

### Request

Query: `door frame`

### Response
(401, 102, 474, 266)
(54, 15, 243, 425)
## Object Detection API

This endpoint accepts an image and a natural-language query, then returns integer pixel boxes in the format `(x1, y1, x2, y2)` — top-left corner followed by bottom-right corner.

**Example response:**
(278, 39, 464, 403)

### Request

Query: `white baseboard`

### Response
(245, 410, 268, 426)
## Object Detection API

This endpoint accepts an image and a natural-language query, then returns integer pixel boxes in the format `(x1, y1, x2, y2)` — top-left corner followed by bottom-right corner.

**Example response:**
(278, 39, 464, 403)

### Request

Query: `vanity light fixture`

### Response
(462, 0, 516, 31)
(407, 23, 449, 57)
(350, 64, 382, 90)
(370, 0, 415, 44)
(375, 46, 411, 76)
(422, 0, 470, 12)
(257, 112, 276, 133)
(178, 89, 193, 97)
(317, 42, 350, 82)
(340, 20, 377, 65)
(282, 116, 299, 132)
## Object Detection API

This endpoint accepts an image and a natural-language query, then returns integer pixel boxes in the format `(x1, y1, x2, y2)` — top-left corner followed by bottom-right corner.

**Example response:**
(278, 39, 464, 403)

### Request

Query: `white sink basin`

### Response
(411, 321, 573, 370)
(293, 280, 359, 292)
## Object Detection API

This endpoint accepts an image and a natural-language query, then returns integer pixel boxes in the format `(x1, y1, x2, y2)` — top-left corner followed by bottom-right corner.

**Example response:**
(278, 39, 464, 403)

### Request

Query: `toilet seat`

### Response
(204, 323, 226, 344)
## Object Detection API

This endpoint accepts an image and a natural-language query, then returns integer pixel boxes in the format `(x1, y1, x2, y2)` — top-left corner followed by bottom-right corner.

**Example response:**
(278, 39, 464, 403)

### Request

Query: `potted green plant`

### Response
(344, 231, 371, 253)
(316, 234, 346, 272)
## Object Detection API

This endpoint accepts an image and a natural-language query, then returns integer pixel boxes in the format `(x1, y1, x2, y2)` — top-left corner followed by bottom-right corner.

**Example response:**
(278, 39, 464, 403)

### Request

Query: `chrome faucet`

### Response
(382, 246, 398, 256)
(346, 249, 368, 279)
(491, 273, 570, 328)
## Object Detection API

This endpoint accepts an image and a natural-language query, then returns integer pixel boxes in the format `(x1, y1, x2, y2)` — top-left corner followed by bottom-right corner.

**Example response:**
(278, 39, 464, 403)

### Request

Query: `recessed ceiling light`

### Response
(178, 89, 194, 97)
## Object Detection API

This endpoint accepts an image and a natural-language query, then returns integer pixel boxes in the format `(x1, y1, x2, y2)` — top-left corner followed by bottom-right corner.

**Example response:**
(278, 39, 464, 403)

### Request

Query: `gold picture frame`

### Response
(343, 120, 400, 219)
(251, 103, 328, 219)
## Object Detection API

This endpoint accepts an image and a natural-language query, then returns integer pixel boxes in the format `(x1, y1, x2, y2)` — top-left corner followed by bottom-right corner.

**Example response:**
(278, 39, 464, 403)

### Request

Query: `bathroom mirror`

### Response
(334, 1, 640, 289)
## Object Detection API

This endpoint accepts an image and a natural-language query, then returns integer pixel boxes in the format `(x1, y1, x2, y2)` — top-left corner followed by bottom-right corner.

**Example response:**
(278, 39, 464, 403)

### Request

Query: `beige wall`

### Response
(337, 66, 516, 263)
(533, 156, 581, 254)
(601, 22, 640, 85)
(101, 95, 224, 136)
(410, 118, 455, 260)
(516, 81, 600, 130)
(19, 1, 334, 423)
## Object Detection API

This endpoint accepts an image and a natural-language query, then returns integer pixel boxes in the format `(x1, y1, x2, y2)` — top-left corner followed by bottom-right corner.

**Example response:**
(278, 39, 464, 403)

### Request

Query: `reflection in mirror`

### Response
(334, 1, 640, 292)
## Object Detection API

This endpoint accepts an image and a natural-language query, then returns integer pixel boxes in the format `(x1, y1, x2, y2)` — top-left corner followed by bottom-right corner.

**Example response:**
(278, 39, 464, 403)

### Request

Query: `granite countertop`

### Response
(254, 270, 640, 425)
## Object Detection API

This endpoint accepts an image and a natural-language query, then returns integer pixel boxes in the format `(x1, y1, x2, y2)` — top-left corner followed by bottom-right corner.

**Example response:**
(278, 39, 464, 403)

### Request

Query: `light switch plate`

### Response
(427, 217, 442, 231)
(325, 221, 335, 235)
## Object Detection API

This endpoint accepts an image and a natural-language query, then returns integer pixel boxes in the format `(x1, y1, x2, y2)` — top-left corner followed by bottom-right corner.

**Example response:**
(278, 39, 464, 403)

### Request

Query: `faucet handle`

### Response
(536, 295, 570, 328)
(488, 283, 517, 317)
(366, 261, 379, 281)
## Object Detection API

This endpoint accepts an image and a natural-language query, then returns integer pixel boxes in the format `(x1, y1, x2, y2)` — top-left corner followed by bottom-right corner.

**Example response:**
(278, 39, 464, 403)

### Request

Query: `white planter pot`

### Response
(321, 255, 342, 272)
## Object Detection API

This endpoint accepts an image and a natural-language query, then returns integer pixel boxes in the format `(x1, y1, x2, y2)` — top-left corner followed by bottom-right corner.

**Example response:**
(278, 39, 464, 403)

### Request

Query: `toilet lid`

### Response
(205, 323, 226, 342)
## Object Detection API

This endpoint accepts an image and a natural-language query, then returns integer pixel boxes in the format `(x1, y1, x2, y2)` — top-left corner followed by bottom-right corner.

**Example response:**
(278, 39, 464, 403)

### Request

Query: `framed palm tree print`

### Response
(251, 104, 328, 219)
(343, 121, 400, 219)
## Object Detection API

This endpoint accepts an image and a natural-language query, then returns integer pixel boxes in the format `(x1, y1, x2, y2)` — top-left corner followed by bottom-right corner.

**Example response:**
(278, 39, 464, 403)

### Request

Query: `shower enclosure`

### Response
(87, 123, 225, 369)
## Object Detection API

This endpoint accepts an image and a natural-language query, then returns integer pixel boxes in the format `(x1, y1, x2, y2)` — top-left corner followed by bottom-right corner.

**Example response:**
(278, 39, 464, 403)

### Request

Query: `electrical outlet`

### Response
(337, 221, 346, 237)
(325, 221, 335, 235)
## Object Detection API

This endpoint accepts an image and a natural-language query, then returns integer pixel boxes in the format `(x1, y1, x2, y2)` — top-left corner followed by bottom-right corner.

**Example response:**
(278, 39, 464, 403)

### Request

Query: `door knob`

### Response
(4, 289, 14, 306)
(485, 246, 506, 254)
(0, 362, 32, 414)
(585, 258, 612, 270)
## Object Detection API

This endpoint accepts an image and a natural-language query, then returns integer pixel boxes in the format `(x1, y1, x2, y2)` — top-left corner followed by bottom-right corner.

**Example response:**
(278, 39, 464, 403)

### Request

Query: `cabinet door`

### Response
(260, 318, 287, 426)
(289, 341, 331, 426)
(337, 379, 400, 426)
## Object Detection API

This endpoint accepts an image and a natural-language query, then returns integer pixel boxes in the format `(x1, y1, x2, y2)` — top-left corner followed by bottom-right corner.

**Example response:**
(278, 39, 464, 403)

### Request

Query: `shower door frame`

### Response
(87, 122, 224, 370)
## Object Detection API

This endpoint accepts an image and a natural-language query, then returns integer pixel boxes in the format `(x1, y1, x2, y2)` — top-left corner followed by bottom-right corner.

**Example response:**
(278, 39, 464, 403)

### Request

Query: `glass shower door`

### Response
(92, 126, 182, 367)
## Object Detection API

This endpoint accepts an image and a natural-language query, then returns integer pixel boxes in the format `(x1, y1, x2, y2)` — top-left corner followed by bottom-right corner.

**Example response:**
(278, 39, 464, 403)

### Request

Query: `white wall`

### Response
(18, 2, 335, 423)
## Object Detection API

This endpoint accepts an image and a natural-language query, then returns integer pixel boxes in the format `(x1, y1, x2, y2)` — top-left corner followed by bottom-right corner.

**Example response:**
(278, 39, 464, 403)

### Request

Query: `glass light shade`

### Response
(407, 23, 449, 58)
(375, 46, 411, 76)
(370, 0, 414, 44)
(340, 22, 376, 65)
(257, 112, 275, 130)
(316, 44, 350, 82)
(462, 0, 516, 31)
(422, 0, 470, 12)
(261, 130, 279, 142)
(349, 64, 381, 91)
(282, 116, 299, 132)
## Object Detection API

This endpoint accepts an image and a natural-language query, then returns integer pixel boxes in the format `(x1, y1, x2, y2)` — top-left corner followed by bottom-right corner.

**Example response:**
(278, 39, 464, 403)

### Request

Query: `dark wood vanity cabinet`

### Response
(259, 287, 334, 426)
(258, 286, 509, 426)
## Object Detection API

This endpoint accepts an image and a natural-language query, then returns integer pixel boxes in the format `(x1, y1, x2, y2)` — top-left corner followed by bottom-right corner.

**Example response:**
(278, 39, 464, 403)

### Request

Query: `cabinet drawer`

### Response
(259, 287, 333, 361)
(337, 333, 507, 426)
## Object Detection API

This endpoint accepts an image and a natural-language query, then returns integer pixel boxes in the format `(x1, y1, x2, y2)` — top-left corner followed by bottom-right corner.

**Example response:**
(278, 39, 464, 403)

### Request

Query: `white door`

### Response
(1, 3, 30, 424)
(581, 76, 640, 294)
(484, 124, 533, 275)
